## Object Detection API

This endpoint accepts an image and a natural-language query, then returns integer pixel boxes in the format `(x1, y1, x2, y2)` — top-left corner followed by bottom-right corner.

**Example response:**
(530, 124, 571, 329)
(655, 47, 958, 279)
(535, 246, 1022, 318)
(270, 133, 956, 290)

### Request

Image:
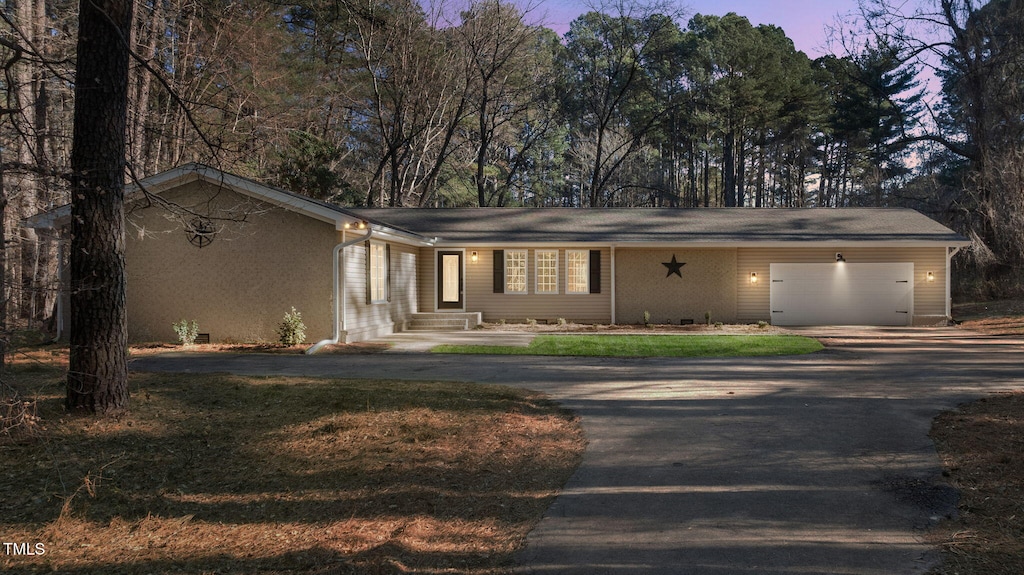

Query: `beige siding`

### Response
(341, 240, 418, 340)
(127, 180, 418, 344)
(418, 246, 436, 313)
(736, 247, 949, 325)
(126, 181, 335, 343)
(615, 248, 739, 325)
(419, 247, 612, 323)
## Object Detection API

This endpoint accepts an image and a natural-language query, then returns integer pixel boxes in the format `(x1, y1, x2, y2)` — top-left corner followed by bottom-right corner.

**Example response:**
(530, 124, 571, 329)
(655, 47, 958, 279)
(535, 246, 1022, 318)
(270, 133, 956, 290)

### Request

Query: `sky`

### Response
(538, 0, 865, 58)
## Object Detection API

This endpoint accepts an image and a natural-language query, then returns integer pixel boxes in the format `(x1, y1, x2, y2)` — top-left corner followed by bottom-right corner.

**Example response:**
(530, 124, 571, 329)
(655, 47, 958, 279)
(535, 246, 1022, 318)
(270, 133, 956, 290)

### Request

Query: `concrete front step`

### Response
(406, 318, 469, 331)
(404, 312, 482, 332)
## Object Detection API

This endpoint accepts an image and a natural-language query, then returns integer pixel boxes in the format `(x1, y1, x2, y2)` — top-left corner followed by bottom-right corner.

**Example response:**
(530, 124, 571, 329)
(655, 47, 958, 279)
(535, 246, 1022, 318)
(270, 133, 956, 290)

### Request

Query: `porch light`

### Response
(749, 272, 758, 284)
(836, 253, 845, 263)
(927, 271, 935, 282)
(471, 251, 479, 263)
(358, 221, 367, 230)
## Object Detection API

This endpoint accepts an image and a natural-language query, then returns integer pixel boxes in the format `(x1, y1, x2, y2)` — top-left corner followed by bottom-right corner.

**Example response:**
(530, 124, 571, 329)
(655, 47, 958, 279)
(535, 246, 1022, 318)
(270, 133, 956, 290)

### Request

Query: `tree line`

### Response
(2, 0, 1023, 337)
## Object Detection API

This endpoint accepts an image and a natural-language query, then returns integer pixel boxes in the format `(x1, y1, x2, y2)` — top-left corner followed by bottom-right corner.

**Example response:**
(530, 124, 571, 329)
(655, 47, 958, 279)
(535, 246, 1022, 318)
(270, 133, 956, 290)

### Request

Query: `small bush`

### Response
(526, 318, 537, 326)
(643, 310, 651, 326)
(757, 320, 769, 329)
(278, 307, 307, 346)
(172, 319, 199, 346)
(704, 311, 712, 325)
(556, 317, 568, 326)
(714, 322, 723, 328)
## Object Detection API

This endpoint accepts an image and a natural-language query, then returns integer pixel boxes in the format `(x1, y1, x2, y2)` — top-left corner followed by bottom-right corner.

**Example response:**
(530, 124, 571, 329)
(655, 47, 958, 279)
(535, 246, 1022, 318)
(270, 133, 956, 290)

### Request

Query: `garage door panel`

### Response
(770, 263, 913, 326)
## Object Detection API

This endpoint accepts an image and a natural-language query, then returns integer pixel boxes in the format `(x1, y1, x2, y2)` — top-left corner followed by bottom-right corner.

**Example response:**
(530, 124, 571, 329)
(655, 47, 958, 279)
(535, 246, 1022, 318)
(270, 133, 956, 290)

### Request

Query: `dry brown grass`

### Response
(953, 300, 1024, 335)
(928, 392, 1024, 575)
(128, 341, 391, 356)
(0, 352, 584, 574)
(927, 302, 1024, 573)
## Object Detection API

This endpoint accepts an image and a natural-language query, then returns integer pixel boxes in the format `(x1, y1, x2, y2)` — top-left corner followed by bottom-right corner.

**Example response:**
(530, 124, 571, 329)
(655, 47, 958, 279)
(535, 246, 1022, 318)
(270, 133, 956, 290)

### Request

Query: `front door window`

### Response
(437, 251, 463, 309)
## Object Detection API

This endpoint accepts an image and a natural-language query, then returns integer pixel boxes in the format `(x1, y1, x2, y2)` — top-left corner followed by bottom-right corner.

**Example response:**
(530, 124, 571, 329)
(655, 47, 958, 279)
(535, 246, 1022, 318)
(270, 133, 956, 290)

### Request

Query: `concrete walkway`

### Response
(130, 328, 1024, 575)
(376, 330, 535, 352)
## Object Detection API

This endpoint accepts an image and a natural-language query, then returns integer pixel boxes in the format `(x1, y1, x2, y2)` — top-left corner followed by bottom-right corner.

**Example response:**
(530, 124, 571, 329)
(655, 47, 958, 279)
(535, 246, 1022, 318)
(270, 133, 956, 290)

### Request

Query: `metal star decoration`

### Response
(662, 254, 686, 278)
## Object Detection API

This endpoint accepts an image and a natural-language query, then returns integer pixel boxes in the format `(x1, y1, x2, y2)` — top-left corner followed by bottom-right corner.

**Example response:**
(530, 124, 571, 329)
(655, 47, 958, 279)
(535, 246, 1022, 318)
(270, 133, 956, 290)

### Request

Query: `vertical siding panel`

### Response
(341, 241, 417, 339)
(389, 243, 417, 325)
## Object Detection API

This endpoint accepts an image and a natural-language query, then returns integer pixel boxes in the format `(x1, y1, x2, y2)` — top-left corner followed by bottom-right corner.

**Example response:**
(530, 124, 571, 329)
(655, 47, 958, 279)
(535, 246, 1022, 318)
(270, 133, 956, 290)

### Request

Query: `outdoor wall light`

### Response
(749, 272, 758, 284)
(471, 251, 479, 263)
(836, 252, 845, 262)
(344, 221, 368, 230)
(358, 221, 367, 230)
(927, 271, 935, 282)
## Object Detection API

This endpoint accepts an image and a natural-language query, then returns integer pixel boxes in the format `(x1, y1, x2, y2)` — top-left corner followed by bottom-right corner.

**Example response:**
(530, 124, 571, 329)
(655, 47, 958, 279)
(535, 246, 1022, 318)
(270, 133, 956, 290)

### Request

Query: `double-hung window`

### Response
(566, 250, 589, 294)
(505, 250, 528, 294)
(369, 242, 388, 303)
(535, 250, 558, 294)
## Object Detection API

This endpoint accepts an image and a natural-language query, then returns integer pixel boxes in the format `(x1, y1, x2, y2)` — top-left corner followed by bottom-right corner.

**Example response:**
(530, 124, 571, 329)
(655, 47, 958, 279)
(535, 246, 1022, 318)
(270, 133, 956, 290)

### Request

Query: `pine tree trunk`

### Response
(723, 129, 735, 207)
(66, 0, 133, 416)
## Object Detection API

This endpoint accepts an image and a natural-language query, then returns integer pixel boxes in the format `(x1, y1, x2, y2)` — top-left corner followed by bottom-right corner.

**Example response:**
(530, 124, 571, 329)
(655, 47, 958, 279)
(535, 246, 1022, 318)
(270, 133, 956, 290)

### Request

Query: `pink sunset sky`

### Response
(537, 0, 864, 57)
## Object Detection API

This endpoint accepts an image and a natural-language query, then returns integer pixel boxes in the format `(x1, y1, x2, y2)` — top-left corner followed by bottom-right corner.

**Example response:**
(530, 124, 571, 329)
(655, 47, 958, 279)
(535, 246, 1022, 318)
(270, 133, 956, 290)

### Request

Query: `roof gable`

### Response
(25, 164, 431, 244)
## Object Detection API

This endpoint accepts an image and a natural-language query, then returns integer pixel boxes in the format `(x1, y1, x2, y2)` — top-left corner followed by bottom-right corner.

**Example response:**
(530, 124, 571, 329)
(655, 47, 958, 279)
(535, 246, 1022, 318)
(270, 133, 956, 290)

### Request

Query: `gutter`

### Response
(306, 225, 373, 354)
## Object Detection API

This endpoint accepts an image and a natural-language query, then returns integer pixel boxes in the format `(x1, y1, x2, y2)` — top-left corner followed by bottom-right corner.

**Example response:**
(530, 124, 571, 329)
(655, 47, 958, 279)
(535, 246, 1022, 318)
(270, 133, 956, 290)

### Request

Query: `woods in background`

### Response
(1, 0, 1022, 331)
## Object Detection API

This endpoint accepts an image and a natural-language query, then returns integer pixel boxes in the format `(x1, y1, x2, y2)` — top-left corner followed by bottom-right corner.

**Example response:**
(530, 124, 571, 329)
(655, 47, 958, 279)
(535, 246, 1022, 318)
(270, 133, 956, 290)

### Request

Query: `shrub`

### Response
(172, 319, 199, 346)
(704, 311, 712, 325)
(757, 320, 769, 329)
(556, 317, 568, 326)
(526, 318, 537, 326)
(278, 307, 307, 346)
(643, 310, 651, 326)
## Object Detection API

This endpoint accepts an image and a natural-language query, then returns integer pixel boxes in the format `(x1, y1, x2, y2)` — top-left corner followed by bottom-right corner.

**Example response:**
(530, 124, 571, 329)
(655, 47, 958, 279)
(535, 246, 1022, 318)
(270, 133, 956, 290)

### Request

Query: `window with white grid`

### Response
(566, 250, 589, 294)
(370, 242, 388, 302)
(536, 250, 558, 294)
(504, 250, 527, 294)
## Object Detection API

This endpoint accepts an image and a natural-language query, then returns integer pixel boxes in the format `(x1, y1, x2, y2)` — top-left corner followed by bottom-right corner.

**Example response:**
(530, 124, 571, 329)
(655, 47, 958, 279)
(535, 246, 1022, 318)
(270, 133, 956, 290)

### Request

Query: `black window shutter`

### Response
(589, 250, 601, 294)
(385, 244, 392, 303)
(493, 250, 505, 293)
(365, 241, 372, 304)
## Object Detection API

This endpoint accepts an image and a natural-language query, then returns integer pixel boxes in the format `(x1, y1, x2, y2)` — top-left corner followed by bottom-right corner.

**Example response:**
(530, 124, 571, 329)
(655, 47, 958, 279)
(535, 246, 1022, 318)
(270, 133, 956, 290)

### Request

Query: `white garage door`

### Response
(769, 262, 913, 326)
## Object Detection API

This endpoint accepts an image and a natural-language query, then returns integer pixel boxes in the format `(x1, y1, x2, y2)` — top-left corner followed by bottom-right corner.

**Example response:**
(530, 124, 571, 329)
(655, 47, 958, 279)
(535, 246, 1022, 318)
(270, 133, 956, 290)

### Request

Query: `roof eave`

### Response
(431, 239, 972, 248)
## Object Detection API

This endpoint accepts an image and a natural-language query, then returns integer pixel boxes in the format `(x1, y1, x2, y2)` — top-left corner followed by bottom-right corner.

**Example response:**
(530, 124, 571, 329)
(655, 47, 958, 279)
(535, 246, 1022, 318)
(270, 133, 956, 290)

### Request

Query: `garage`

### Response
(769, 262, 914, 326)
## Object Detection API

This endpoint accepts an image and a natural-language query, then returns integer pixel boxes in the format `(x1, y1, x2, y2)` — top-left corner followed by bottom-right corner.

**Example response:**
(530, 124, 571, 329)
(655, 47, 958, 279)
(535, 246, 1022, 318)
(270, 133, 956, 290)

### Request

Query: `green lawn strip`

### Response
(432, 334, 823, 358)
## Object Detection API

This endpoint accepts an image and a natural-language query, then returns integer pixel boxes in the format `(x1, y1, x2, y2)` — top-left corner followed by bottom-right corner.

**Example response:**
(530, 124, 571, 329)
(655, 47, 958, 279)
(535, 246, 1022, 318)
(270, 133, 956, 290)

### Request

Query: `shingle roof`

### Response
(24, 162, 968, 247)
(346, 207, 968, 245)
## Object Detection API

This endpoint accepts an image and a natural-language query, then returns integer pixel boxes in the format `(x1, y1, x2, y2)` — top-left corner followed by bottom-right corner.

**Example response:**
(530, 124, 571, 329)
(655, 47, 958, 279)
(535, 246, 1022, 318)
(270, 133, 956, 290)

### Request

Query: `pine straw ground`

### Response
(928, 392, 1024, 575)
(0, 347, 584, 574)
(922, 301, 1024, 574)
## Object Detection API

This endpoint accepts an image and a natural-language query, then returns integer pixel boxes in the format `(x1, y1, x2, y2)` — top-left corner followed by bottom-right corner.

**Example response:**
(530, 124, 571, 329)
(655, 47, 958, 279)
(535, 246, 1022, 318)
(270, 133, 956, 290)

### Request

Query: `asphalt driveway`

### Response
(130, 328, 1024, 575)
